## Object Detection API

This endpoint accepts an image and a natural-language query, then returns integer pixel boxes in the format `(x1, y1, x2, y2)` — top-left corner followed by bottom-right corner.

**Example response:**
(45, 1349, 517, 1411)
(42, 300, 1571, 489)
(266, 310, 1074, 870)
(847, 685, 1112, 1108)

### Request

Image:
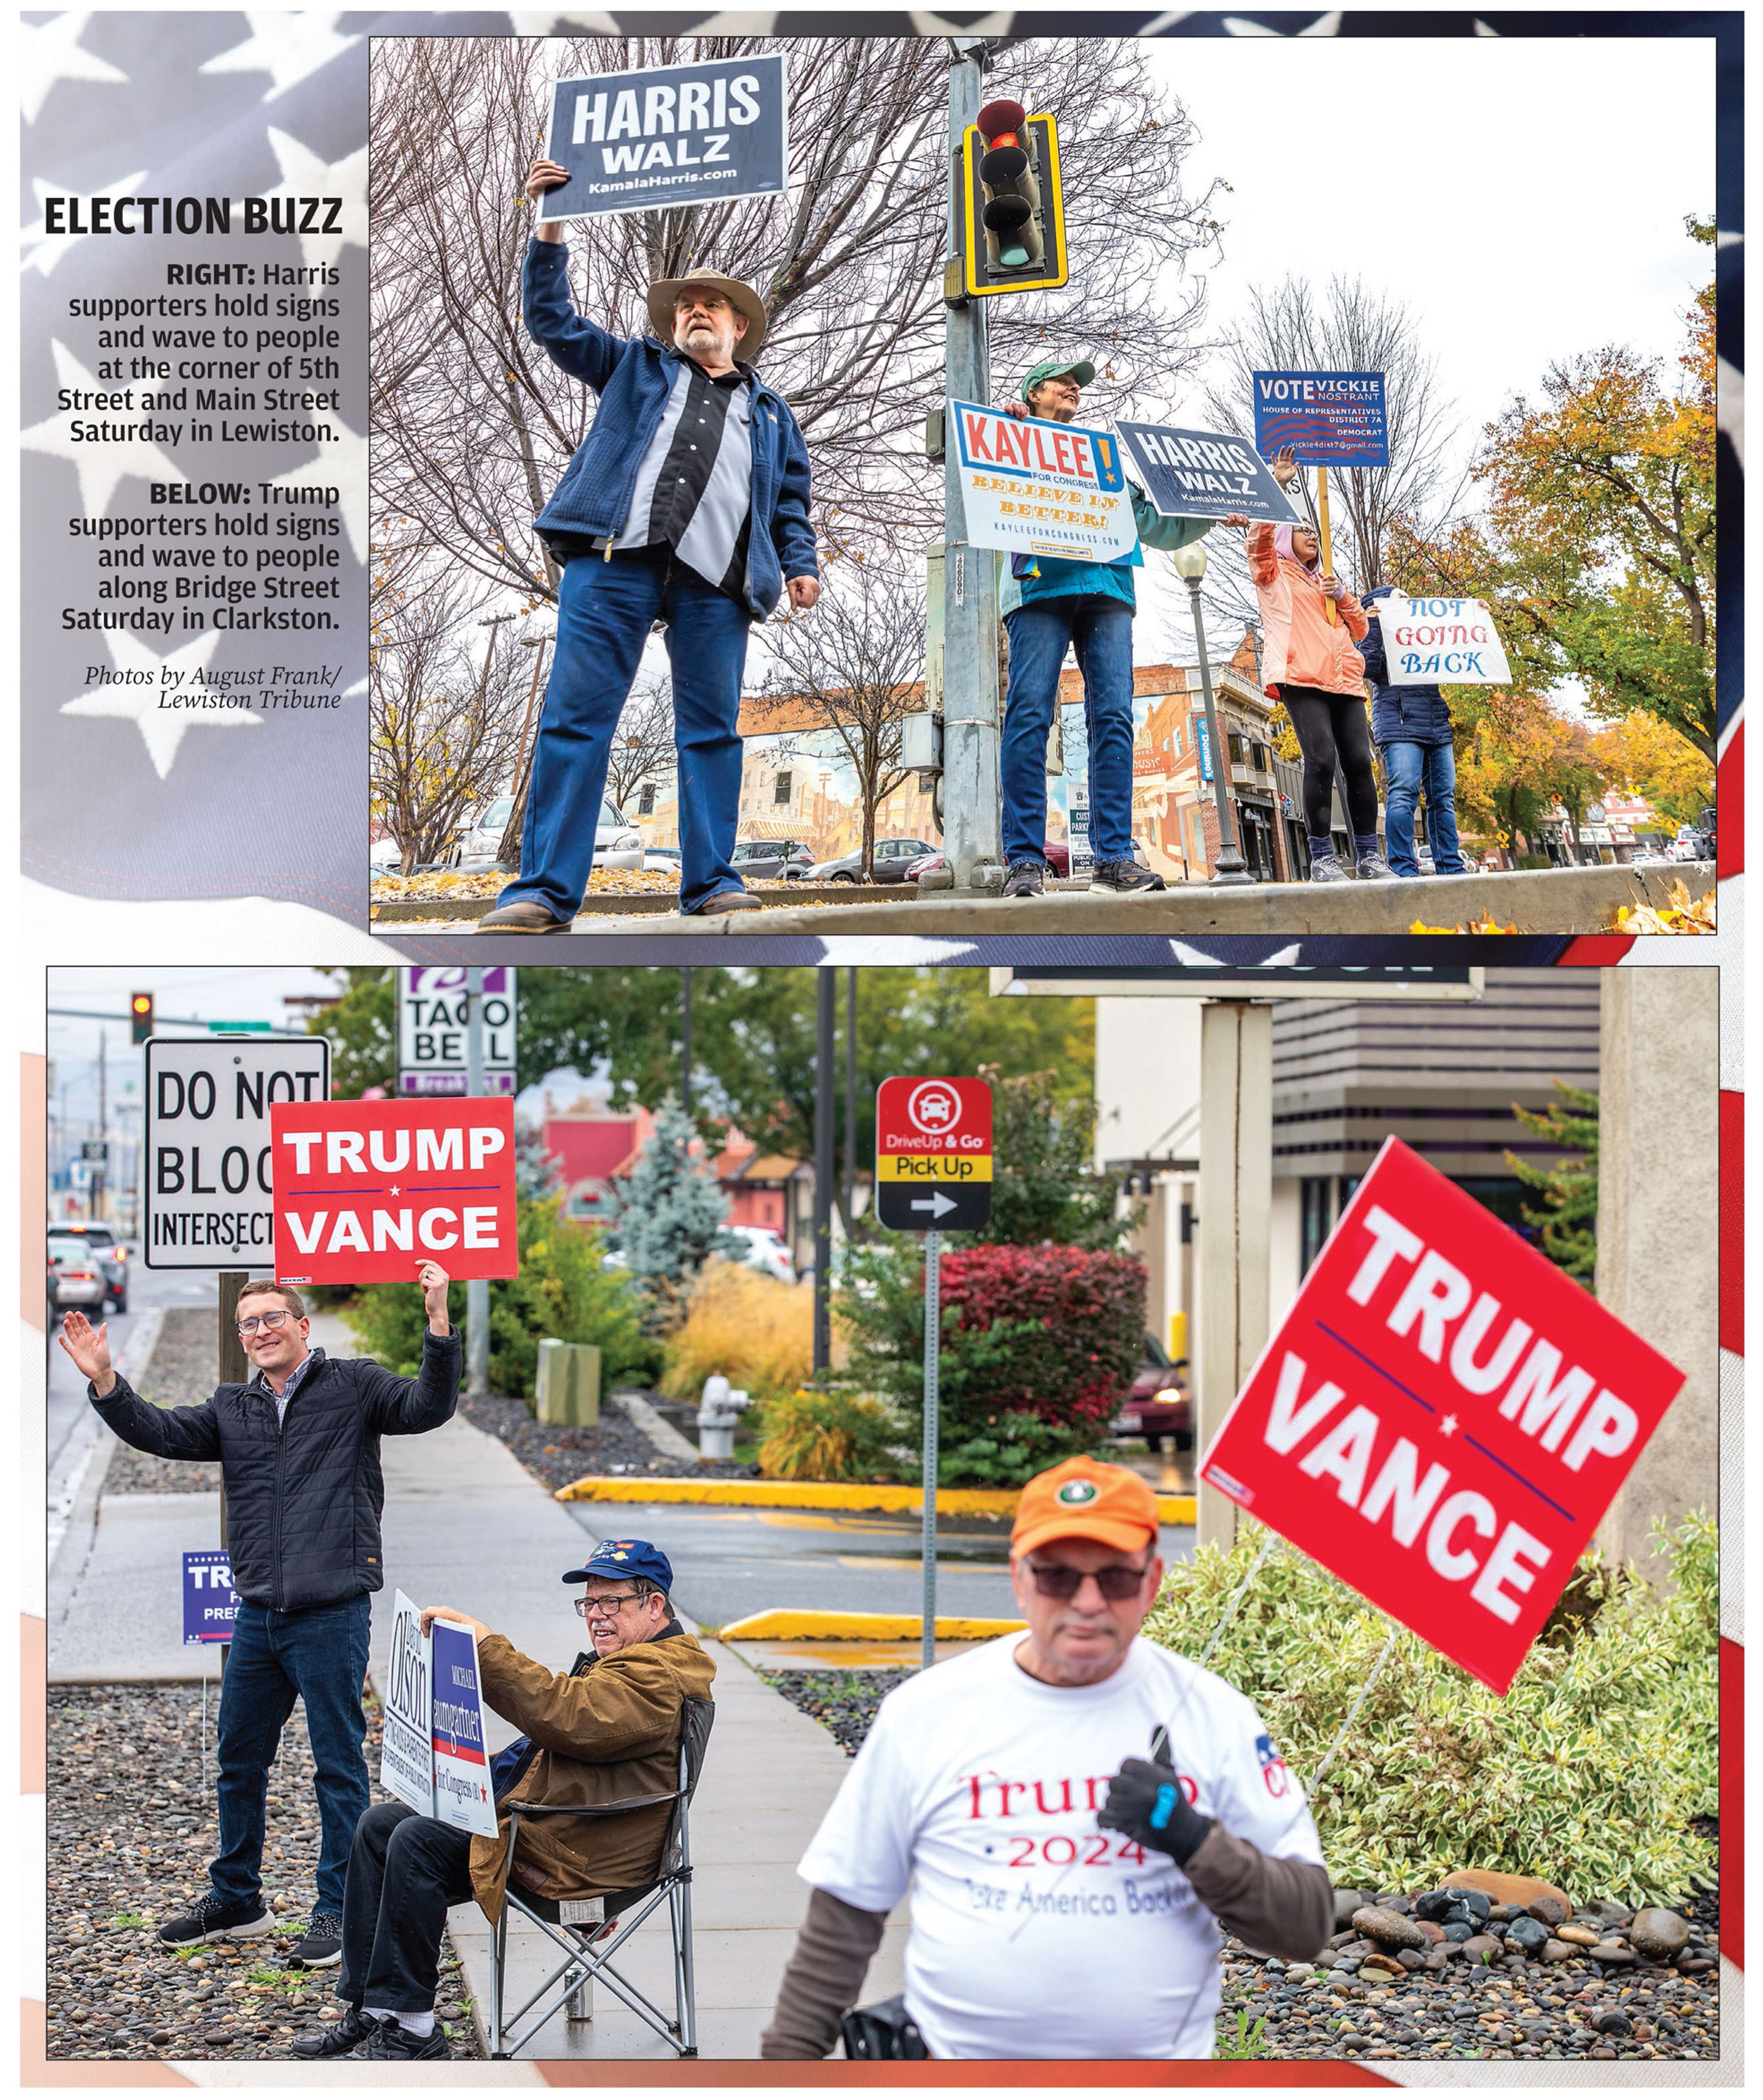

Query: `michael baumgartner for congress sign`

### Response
(269, 1097, 518, 1285)
(1200, 1137, 1685, 1694)
(541, 54, 788, 220)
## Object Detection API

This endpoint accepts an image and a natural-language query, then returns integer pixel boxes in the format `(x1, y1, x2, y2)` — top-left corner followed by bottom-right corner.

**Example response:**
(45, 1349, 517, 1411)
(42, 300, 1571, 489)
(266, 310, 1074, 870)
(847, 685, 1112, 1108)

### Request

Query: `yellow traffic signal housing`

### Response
(130, 991, 154, 1045)
(958, 102, 1067, 298)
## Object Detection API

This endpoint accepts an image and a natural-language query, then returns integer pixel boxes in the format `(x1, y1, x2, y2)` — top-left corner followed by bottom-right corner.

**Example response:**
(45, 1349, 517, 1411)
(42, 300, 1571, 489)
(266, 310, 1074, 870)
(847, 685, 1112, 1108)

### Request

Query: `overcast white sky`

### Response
(1133, 31, 1715, 664)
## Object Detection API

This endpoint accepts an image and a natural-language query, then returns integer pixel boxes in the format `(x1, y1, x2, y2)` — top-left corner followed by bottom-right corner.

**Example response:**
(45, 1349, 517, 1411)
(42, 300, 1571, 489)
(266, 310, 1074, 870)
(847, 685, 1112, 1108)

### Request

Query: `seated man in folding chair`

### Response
(293, 1541, 714, 2061)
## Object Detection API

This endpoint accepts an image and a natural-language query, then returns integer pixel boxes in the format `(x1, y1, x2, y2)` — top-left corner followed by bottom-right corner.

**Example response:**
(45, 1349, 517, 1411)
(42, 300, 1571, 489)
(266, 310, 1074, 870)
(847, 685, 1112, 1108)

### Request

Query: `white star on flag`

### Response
(1438, 1413, 1459, 1438)
(271, 447, 369, 566)
(22, 11, 128, 127)
(263, 126, 367, 272)
(23, 170, 149, 278)
(61, 629, 258, 780)
(198, 12, 359, 96)
(22, 340, 183, 516)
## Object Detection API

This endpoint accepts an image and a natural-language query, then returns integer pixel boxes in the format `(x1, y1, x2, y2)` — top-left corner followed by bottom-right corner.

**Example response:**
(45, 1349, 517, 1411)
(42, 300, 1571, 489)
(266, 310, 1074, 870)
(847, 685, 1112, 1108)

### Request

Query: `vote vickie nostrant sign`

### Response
(1200, 1137, 1685, 1694)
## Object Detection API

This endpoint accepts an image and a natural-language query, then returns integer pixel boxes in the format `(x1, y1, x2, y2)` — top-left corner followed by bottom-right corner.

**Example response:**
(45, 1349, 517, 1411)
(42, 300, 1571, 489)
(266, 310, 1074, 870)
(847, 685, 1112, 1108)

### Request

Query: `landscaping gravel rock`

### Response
(763, 1667, 1723, 2062)
(45, 1684, 482, 2061)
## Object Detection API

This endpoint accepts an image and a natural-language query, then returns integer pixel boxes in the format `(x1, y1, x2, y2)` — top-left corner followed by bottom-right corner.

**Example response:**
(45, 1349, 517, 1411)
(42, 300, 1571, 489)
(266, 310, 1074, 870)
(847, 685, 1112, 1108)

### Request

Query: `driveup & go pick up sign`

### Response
(270, 1097, 518, 1285)
(1200, 1137, 1685, 1694)
(874, 1075, 994, 1232)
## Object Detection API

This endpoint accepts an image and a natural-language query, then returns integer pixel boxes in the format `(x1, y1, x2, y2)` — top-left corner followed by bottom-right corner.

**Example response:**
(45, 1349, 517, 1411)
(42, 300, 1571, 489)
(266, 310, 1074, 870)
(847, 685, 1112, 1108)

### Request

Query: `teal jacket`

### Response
(999, 487, 1215, 619)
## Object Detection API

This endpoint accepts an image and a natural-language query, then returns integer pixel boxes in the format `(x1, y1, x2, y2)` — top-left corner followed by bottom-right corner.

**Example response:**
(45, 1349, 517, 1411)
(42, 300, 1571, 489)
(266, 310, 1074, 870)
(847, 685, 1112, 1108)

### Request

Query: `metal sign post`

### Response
(465, 967, 490, 1400)
(875, 1075, 994, 1670)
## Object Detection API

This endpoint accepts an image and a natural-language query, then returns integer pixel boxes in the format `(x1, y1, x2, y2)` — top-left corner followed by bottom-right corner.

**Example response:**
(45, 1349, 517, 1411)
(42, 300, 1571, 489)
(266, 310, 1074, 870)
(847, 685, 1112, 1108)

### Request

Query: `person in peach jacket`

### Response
(1240, 448, 1390, 882)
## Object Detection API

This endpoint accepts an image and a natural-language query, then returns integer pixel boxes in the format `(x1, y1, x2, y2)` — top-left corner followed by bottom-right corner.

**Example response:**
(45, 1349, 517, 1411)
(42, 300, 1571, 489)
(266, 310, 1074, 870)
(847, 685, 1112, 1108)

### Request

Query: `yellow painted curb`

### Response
(553, 1474, 1195, 1525)
(716, 1609, 1027, 1642)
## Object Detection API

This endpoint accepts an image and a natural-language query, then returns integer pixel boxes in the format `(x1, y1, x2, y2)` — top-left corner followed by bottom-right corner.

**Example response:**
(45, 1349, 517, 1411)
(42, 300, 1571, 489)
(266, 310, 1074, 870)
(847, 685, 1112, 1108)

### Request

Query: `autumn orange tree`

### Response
(1394, 219, 1714, 765)
(1591, 710, 1715, 830)
(1452, 687, 1606, 861)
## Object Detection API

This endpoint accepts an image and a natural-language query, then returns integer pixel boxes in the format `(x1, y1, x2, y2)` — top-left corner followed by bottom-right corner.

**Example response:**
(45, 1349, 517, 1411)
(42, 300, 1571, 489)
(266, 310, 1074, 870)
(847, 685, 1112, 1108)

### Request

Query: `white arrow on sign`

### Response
(911, 1190, 959, 1219)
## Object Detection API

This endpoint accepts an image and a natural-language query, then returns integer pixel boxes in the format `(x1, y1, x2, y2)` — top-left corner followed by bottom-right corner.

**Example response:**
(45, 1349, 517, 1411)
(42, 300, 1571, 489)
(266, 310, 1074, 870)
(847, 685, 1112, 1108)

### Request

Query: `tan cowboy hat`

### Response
(647, 268, 769, 363)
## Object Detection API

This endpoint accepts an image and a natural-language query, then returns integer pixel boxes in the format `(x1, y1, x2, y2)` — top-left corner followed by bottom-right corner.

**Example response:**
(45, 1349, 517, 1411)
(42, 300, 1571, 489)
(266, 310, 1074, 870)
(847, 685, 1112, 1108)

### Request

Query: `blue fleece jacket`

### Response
(1360, 586, 1456, 748)
(522, 239, 818, 623)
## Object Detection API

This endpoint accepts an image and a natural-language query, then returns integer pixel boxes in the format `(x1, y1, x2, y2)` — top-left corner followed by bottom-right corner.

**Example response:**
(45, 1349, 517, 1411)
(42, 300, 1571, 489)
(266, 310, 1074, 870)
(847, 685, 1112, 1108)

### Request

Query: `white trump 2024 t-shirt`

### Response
(797, 1633, 1324, 2060)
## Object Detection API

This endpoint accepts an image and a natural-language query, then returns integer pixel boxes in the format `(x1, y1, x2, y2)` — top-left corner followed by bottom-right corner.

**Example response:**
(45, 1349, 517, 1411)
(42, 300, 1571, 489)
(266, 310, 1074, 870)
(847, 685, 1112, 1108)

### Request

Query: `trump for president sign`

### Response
(1200, 1138, 1685, 1693)
(269, 1098, 518, 1285)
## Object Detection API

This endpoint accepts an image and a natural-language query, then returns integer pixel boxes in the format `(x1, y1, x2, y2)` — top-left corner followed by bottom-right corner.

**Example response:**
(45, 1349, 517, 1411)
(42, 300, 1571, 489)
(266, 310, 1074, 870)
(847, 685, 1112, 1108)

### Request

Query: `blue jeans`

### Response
(1381, 740, 1465, 877)
(498, 547, 751, 918)
(1001, 598, 1136, 867)
(211, 1595, 371, 1917)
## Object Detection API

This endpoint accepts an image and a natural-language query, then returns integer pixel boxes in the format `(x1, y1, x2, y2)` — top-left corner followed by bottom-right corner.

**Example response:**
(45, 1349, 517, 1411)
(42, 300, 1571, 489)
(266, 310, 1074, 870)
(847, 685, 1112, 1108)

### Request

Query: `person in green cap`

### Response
(997, 361, 1246, 898)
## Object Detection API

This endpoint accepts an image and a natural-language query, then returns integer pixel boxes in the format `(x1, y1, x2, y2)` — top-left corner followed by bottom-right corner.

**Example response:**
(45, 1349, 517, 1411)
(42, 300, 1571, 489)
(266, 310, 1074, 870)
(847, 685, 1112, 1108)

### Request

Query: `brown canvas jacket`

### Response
(468, 1622, 716, 1923)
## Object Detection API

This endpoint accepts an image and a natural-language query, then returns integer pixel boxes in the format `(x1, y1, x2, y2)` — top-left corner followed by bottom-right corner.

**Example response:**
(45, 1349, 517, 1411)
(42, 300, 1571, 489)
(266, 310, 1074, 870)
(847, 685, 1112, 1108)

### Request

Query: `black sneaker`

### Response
(286, 1910, 343, 1968)
(1090, 857, 1167, 892)
(1001, 859, 1045, 898)
(155, 1892, 271, 1948)
(291, 2005, 377, 2060)
(354, 2019, 452, 2061)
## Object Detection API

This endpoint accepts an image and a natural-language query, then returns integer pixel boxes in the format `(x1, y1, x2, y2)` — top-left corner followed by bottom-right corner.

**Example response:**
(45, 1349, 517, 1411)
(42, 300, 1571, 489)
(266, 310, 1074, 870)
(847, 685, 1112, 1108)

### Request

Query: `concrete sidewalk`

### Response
(49, 1315, 903, 2061)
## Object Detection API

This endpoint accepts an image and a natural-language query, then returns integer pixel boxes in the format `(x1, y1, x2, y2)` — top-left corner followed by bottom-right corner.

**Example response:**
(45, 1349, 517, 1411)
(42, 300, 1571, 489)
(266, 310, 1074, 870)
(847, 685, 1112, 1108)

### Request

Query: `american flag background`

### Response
(19, 10, 1742, 2081)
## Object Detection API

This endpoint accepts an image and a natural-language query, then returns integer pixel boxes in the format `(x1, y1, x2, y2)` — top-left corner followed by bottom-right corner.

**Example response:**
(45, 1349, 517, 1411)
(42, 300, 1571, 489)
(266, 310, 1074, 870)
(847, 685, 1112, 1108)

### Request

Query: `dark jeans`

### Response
(1279, 685, 1379, 840)
(1381, 739, 1466, 876)
(1000, 597, 1136, 867)
(498, 545, 752, 918)
(211, 1595, 371, 1917)
(337, 1802, 475, 2015)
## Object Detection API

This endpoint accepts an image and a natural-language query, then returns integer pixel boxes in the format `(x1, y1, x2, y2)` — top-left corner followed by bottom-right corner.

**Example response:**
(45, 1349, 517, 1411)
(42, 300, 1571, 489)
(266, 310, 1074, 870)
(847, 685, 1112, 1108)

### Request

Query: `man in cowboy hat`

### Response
(478, 157, 820, 932)
(995, 361, 1247, 900)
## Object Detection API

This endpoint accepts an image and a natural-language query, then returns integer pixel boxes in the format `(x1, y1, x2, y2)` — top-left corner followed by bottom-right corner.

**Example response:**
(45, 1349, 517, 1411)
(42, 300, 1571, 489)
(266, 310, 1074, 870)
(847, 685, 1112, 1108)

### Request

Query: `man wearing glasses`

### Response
(763, 1457, 1332, 2059)
(292, 1540, 713, 2060)
(59, 1263, 459, 1971)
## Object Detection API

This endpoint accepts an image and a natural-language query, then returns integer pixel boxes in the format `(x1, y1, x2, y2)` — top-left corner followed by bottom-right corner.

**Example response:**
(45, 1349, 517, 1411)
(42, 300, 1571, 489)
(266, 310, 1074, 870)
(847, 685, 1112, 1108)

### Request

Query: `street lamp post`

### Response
(1169, 543, 1252, 885)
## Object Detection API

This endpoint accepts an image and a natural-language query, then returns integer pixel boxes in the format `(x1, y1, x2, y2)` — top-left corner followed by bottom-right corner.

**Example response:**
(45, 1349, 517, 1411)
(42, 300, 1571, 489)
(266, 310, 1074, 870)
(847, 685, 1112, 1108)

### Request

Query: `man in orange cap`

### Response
(761, 1454, 1332, 2060)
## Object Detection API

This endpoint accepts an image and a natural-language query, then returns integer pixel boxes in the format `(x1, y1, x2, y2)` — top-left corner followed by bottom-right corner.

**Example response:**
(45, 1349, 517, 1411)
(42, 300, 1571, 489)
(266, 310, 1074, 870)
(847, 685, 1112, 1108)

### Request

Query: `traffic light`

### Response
(130, 991, 154, 1045)
(958, 100, 1066, 298)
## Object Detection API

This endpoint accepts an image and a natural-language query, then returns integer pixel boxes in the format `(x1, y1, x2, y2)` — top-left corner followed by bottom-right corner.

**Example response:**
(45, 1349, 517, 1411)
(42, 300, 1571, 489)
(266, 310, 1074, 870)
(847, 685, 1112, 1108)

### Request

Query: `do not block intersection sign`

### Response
(1200, 1137, 1686, 1694)
(875, 1075, 993, 1232)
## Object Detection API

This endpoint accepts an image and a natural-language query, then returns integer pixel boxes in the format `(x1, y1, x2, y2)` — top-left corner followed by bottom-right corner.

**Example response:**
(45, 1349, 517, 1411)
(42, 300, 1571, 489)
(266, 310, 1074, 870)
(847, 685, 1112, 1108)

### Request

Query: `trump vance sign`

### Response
(1199, 1137, 1685, 1694)
(270, 1097, 518, 1285)
(540, 53, 788, 221)
(144, 1037, 330, 1271)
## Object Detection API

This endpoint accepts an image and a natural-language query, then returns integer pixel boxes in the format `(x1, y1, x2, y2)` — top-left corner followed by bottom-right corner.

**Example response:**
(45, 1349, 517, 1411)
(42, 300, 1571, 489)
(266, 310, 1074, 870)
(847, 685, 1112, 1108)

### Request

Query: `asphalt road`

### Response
(557, 1496, 1197, 1629)
(45, 1259, 215, 1480)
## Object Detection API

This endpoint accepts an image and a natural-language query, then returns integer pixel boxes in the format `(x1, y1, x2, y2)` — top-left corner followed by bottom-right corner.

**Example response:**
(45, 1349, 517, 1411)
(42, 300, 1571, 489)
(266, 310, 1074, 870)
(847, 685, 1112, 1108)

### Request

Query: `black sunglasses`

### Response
(1024, 1558, 1151, 1602)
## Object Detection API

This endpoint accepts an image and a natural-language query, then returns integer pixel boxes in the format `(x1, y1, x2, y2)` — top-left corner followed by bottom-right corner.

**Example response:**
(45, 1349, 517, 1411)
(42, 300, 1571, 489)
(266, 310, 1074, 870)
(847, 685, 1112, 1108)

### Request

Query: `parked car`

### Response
(730, 839, 814, 883)
(643, 846, 683, 876)
(809, 838, 939, 884)
(727, 1225, 796, 1285)
(48, 1235, 108, 1316)
(903, 840, 1075, 883)
(1114, 1336, 1190, 1454)
(56, 1221, 128, 1310)
(450, 796, 644, 873)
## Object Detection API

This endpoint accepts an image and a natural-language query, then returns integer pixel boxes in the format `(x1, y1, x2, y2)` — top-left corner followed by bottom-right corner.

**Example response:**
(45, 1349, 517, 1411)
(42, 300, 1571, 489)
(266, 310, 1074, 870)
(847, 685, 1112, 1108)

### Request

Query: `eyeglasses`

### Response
(236, 1310, 293, 1335)
(1024, 1560, 1150, 1602)
(574, 1592, 643, 1618)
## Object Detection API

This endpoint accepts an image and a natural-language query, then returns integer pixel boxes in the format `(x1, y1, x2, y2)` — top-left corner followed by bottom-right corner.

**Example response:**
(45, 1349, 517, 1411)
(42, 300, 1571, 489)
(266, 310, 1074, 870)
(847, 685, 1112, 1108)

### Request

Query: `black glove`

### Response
(1096, 1756, 1213, 1866)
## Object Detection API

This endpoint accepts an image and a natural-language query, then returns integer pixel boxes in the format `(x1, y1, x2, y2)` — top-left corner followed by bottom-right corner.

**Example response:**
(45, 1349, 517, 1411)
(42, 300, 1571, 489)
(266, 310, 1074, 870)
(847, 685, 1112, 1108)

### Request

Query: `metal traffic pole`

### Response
(921, 1229, 942, 1671)
(939, 37, 1003, 892)
(465, 968, 490, 1396)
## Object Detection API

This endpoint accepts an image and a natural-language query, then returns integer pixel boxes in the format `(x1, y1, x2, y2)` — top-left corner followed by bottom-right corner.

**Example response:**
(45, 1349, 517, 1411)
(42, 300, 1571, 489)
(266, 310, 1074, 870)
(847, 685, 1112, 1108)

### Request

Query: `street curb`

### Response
(715, 1609, 1026, 1641)
(370, 881, 874, 924)
(48, 1305, 168, 1609)
(608, 1389, 702, 1469)
(552, 1474, 1198, 1525)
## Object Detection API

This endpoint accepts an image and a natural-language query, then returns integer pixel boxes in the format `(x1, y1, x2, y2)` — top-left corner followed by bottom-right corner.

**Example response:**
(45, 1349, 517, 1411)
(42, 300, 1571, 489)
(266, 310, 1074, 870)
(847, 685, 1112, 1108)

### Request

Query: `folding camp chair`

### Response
(487, 1696, 714, 2060)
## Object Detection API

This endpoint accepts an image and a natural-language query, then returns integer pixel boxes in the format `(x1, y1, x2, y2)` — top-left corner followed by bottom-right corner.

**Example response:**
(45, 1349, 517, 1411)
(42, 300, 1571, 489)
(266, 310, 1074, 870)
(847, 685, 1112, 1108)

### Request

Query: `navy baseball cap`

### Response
(563, 1539, 674, 1590)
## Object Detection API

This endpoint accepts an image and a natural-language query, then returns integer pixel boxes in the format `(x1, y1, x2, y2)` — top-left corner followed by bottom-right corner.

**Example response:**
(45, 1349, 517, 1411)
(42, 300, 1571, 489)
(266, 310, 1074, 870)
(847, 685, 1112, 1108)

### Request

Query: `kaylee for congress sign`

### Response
(950, 401, 1136, 565)
(1199, 1138, 1685, 1694)
(269, 1097, 518, 1284)
(1113, 419, 1302, 523)
(541, 54, 788, 221)
(1376, 597, 1513, 685)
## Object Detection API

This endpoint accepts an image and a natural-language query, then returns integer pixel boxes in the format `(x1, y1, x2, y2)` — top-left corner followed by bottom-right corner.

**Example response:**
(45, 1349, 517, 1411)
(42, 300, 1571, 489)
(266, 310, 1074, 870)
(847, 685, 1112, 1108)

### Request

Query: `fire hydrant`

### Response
(697, 1375, 752, 1461)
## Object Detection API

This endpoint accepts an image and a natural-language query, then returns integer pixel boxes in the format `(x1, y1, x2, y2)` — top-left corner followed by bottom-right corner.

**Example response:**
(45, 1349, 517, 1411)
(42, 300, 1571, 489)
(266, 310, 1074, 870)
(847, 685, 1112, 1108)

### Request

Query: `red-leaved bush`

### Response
(936, 1243, 1146, 1428)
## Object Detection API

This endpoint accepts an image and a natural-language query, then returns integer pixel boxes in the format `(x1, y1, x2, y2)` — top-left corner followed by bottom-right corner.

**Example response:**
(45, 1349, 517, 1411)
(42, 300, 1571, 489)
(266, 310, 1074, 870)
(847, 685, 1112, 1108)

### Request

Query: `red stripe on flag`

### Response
(1720, 1635, 1742, 1969)
(1720, 1091, 1743, 1357)
(1716, 722, 1741, 880)
(1558, 936, 1635, 964)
